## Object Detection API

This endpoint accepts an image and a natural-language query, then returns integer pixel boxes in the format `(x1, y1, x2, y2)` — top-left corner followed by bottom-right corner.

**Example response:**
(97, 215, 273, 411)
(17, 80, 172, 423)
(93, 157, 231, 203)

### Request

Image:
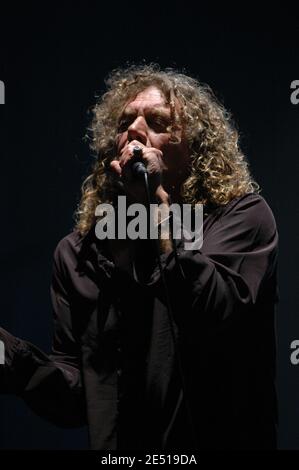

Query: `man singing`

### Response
(0, 64, 279, 450)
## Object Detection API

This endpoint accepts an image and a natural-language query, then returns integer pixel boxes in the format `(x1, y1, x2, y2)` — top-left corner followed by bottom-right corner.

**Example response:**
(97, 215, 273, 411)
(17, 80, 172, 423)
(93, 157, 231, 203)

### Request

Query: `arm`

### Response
(149, 193, 279, 323)
(0, 239, 87, 428)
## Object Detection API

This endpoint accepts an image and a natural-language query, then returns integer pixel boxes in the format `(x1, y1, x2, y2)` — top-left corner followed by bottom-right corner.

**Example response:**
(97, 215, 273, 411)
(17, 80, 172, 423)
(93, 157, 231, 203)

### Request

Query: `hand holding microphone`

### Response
(110, 140, 169, 203)
(131, 146, 147, 177)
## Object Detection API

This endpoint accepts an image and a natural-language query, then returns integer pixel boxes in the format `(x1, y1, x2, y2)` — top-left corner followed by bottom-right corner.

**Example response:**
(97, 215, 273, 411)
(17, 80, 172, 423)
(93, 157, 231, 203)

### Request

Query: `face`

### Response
(116, 86, 190, 191)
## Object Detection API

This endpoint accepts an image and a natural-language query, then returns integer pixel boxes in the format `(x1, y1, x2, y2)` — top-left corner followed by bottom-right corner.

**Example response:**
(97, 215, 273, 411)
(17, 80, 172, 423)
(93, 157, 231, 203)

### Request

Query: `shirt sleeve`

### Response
(149, 193, 279, 323)
(0, 239, 87, 428)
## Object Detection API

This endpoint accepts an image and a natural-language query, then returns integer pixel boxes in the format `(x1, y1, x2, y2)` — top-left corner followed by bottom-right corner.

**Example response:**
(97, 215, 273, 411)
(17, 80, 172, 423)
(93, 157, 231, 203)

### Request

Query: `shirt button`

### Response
(117, 369, 122, 377)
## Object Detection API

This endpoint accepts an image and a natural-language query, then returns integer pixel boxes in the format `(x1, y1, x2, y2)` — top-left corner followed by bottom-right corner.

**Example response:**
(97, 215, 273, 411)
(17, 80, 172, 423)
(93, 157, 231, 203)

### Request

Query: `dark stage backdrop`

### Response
(0, 3, 298, 449)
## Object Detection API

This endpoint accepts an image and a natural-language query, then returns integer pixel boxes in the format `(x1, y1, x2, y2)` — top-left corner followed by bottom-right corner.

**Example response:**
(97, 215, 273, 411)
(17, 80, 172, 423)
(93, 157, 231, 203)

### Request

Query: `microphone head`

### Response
(132, 145, 147, 177)
(133, 146, 143, 158)
(131, 161, 147, 177)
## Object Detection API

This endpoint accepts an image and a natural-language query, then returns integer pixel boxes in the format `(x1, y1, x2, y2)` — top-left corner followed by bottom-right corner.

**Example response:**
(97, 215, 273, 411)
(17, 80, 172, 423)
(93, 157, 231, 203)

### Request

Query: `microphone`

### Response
(132, 146, 147, 177)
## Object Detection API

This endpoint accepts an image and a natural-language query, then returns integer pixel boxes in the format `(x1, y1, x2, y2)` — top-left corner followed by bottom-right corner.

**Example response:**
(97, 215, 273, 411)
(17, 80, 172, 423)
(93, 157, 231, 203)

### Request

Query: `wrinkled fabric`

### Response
(0, 192, 279, 450)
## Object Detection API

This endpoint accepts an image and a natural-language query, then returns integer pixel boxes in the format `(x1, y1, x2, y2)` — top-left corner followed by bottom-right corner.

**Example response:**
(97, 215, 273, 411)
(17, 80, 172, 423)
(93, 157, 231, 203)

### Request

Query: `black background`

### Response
(0, 1, 298, 449)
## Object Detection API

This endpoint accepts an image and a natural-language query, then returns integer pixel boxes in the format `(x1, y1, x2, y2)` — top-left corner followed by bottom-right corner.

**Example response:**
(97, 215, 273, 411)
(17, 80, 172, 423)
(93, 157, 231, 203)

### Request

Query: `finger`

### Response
(110, 160, 122, 176)
(128, 140, 146, 151)
(120, 140, 145, 155)
(119, 147, 137, 168)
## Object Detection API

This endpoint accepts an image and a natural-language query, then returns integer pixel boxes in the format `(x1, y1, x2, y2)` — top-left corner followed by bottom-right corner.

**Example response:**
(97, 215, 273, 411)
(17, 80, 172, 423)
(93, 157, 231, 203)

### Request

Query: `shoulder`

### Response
(53, 229, 85, 273)
(203, 192, 278, 253)
(221, 192, 277, 235)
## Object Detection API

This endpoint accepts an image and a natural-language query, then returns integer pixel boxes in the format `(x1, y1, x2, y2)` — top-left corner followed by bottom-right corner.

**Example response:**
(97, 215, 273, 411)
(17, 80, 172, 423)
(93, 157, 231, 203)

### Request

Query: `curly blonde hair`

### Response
(75, 64, 260, 234)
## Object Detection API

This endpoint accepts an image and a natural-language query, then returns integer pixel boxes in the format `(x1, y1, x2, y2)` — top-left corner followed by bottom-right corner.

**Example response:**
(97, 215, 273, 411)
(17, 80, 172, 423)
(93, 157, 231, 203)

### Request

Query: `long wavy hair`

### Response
(75, 64, 260, 235)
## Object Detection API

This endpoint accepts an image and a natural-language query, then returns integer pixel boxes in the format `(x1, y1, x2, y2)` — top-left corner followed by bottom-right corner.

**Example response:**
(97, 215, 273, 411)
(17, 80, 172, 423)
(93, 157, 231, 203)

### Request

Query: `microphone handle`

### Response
(131, 160, 147, 177)
(132, 146, 147, 177)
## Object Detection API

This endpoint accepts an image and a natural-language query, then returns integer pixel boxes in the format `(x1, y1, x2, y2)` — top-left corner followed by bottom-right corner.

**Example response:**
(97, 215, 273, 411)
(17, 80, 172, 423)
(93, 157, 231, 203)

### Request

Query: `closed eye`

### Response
(147, 117, 170, 132)
(118, 117, 134, 132)
(117, 113, 171, 133)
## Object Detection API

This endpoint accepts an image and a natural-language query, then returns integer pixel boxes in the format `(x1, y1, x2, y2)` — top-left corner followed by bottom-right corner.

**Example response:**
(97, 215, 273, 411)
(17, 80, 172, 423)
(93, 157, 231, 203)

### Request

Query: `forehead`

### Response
(124, 86, 168, 112)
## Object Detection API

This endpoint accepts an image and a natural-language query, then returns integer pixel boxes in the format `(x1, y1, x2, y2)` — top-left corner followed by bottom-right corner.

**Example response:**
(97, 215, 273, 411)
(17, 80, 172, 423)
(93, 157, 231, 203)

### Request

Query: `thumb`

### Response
(110, 160, 122, 176)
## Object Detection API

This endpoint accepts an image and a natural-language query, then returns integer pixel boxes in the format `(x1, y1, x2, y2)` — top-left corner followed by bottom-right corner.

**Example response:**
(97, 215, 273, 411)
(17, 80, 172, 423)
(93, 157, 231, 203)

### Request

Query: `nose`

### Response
(127, 116, 147, 146)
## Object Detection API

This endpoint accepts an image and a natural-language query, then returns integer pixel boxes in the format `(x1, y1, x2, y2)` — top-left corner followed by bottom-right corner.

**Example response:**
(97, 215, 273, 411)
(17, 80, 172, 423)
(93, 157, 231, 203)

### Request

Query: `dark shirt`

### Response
(0, 192, 279, 450)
